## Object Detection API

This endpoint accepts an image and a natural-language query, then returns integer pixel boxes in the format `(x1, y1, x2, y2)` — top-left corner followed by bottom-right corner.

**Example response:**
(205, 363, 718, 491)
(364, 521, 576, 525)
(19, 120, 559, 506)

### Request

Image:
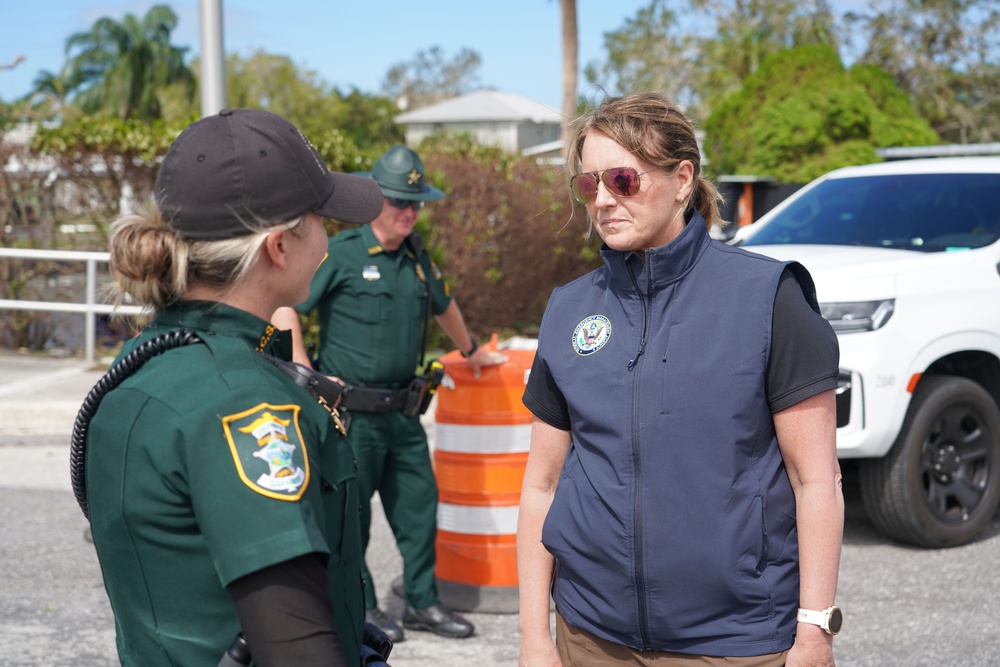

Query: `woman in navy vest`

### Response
(517, 93, 843, 666)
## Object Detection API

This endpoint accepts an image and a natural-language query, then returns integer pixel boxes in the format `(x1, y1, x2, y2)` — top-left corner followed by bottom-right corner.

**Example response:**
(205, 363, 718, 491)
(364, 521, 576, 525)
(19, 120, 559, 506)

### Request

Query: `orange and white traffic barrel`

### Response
(432, 340, 534, 613)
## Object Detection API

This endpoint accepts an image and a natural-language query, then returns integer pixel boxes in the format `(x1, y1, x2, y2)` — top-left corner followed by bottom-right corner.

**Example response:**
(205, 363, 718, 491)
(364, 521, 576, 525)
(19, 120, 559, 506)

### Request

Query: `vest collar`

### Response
(600, 211, 710, 293)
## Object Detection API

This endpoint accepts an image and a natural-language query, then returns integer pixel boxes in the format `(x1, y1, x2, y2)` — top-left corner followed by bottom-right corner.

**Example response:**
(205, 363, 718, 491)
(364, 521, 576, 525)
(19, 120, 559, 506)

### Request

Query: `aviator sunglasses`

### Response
(570, 166, 656, 204)
(387, 197, 425, 212)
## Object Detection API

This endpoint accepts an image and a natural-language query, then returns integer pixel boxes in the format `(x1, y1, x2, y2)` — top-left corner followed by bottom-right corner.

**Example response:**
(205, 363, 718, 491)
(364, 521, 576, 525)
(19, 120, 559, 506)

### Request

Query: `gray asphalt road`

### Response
(1, 350, 998, 666)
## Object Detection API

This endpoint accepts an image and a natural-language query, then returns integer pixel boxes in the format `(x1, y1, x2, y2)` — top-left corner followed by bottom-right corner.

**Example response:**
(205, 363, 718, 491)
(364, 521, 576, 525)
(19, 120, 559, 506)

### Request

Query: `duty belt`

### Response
(340, 386, 409, 413)
(339, 362, 445, 419)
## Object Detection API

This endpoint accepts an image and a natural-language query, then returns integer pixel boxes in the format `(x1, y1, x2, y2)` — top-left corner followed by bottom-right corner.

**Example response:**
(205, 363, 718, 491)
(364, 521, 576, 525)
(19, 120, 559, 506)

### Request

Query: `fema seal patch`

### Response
(573, 315, 611, 356)
(222, 403, 310, 501)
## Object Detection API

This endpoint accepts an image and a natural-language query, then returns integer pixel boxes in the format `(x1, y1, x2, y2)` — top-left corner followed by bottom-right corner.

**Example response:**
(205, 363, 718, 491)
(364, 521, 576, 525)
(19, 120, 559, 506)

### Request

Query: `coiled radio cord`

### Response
(69, 330, 205, 520)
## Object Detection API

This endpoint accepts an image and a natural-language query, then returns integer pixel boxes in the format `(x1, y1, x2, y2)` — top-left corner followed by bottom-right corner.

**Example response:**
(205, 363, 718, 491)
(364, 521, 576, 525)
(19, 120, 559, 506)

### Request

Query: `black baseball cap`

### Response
(155, 108, 384, 239)
(359, 145, 446, 201)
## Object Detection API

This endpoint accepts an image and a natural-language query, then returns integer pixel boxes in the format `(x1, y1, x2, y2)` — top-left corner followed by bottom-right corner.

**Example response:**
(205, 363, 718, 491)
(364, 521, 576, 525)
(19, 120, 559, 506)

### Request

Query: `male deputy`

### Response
(273, 145, 506, 642)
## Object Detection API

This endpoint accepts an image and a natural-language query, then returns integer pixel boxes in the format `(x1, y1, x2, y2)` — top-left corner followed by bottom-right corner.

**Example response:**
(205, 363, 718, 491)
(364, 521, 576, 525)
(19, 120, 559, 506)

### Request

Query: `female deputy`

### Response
(84, 109, 383, 666)
(517, 93, 844, 666)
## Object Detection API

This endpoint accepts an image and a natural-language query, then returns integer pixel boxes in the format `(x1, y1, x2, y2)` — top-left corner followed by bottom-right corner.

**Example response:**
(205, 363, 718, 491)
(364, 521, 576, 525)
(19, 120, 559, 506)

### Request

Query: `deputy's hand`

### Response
(466, 348, 508, 379)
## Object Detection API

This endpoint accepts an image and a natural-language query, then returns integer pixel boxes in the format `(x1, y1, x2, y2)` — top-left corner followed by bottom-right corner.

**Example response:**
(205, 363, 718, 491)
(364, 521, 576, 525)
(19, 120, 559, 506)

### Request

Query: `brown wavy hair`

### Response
(566, 92, 722, 231)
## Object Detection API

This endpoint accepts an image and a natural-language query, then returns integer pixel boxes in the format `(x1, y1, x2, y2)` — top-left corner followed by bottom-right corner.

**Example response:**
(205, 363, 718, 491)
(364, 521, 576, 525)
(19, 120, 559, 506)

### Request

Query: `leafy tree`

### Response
(845, 0, 1000, 143)
(695, 0, 838, 110)
(694, 0, 837, 78)
(223, 51, 340, 137)
(154, 79, 198, 124)
(156, 51, 401, 153)
(29, 69, 74, 112)
(382, 46, 482, 110)
(221, 51, 403, 150)
(849, 63, 945, 149)
(950, 63, 1000, 143)
(584, 0, 700, 110)
(18, 66, 89, 122)
(0, 61, 78, 124)
(63, 4, 194, 120)
(331, 88, 404, 151)
(154, 50, 401, 151)
(704, 44, 938, 182)
(585, 0, 838, 120)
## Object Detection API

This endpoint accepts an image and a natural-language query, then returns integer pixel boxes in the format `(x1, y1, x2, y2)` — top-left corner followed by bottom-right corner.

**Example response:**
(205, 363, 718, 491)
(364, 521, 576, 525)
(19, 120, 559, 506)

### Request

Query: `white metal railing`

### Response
(0, 247, 144, 363)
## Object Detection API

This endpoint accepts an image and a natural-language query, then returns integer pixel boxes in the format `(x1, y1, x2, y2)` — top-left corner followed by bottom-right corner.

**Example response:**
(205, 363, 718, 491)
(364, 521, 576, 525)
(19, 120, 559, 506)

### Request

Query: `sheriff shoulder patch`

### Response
(222, 403, 310, 501)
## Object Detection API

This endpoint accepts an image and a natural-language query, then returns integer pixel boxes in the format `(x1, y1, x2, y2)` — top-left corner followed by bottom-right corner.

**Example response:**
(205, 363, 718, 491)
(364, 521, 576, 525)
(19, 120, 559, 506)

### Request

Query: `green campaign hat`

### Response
(364, 145, 446, 201)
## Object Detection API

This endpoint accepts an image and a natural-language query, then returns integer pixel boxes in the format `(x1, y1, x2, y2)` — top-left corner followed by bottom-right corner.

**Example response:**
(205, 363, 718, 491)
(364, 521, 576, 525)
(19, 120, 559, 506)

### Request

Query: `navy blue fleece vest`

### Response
(536, 215, 810, 656)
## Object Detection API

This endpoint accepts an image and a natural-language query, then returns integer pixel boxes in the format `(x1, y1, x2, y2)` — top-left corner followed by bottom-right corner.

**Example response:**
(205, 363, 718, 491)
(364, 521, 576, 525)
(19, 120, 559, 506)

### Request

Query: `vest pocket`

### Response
(755, 495, 769, 574)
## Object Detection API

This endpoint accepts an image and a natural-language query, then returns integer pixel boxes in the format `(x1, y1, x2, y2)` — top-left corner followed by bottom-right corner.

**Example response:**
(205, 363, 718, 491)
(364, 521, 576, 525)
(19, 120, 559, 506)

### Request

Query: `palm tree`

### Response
(27, 67, 76, 115)
(559, 0, 579, 159)
(63, 4, 193, 120)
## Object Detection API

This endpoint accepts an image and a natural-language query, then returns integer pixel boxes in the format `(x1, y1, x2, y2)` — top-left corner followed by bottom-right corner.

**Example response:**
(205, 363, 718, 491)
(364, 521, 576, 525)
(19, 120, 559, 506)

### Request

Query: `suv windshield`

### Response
(741, 173, 1000, 251)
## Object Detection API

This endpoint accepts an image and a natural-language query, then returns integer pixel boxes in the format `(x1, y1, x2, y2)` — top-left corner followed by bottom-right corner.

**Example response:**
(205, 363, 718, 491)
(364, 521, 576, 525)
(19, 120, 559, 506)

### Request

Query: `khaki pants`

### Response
(556, 612, 789, 667)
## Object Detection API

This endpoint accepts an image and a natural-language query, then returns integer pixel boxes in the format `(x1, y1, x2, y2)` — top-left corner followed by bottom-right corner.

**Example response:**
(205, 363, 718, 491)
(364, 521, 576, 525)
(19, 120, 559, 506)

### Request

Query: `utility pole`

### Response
(199, 0, 226, 117)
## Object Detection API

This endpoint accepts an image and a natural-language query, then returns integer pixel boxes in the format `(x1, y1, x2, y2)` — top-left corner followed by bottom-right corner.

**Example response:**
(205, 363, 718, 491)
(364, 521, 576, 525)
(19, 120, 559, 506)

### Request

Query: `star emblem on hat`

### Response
(407, 169, 422, 185)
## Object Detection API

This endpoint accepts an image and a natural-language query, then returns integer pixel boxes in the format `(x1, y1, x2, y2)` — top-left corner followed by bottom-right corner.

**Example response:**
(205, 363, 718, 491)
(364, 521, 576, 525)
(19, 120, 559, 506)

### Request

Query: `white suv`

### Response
(733, 157, 1000, 547)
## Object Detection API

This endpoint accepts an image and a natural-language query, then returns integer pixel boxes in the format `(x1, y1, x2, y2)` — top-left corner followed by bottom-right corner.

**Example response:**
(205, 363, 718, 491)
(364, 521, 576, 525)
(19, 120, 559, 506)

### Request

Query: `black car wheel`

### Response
(860, 375, 1000, 548)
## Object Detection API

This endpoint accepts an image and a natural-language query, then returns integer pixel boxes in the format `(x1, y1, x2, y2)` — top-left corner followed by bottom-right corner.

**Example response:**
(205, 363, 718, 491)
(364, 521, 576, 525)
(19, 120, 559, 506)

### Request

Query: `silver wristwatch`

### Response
(797, 606, 844, 635)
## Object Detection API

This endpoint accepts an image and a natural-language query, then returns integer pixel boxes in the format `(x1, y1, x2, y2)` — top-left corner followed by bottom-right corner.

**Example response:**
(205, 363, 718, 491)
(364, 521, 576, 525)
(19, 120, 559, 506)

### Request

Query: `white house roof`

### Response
(395, 90, 562, 124)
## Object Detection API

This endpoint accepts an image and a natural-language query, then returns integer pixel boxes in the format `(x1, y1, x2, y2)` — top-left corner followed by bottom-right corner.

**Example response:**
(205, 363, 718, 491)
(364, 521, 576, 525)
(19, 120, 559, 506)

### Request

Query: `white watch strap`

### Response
(797, 608, 828, 628)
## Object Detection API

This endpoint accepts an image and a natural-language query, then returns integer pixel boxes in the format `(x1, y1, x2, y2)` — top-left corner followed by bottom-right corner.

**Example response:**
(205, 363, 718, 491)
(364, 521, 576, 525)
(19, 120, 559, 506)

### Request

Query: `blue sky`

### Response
(0, 0, 866, 110)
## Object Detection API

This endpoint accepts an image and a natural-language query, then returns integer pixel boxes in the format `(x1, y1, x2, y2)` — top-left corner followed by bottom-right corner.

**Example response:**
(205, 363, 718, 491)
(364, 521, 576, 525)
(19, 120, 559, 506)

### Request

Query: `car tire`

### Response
(859, 375, 1000, 548)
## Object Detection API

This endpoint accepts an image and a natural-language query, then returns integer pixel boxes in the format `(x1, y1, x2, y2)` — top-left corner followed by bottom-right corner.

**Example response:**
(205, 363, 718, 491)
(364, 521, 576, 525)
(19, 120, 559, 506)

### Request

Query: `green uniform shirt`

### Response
(297, 225, 451, 385)
(87, 301, 364, 666)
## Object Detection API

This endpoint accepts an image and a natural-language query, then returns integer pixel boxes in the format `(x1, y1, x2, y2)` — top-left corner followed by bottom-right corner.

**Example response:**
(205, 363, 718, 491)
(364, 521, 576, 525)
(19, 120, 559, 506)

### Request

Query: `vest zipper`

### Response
(627, 261, 649, 371)
(629, 264, 652, 648)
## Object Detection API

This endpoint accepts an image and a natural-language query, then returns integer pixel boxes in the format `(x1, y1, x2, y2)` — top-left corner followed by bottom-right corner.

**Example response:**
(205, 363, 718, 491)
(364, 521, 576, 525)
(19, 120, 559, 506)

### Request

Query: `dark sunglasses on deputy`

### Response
(387, 198, 425, 212)
(570, 166, 655, 204)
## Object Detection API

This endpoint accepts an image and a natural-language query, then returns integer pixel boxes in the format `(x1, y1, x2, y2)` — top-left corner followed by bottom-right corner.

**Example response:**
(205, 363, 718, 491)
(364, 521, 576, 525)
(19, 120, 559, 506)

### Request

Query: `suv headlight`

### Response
(819, 299, 895, 333)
